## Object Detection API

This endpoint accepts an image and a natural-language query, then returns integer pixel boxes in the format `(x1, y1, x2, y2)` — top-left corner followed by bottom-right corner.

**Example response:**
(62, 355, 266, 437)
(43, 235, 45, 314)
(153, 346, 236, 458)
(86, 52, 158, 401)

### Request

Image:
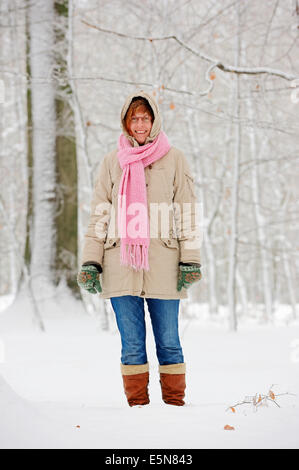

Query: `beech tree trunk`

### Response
(29, 0, 57, 300)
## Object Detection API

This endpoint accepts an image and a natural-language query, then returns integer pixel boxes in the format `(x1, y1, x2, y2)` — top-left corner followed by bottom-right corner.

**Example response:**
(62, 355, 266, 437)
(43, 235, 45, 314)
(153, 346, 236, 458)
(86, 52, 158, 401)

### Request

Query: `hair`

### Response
(124, 97, 154, 132)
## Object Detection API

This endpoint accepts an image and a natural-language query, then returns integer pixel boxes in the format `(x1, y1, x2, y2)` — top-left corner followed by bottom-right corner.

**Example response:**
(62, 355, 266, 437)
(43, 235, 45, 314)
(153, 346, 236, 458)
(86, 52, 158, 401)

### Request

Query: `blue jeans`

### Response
(110, 295, 184, 366)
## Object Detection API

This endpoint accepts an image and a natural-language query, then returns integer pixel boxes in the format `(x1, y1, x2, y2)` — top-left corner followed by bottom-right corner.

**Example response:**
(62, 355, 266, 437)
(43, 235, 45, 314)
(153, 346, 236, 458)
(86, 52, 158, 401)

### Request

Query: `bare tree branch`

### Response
(81, 20, 299, 82)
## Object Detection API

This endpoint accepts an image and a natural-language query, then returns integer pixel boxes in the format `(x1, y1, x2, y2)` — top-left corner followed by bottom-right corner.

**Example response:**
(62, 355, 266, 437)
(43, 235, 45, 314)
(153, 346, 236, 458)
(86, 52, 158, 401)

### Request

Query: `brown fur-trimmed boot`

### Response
(121, 363, 150, 407)
(159, 363, 186, 406)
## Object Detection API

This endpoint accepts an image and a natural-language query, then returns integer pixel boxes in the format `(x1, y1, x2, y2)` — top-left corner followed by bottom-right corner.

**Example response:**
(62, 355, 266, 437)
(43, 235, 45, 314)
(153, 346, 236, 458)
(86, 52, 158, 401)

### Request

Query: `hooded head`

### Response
(120, 90, 162, 147)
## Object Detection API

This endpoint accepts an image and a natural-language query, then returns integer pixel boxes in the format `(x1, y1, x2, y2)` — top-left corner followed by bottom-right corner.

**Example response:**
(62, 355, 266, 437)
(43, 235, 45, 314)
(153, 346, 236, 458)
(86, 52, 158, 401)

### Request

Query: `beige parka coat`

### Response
(81, 90, 201, 300)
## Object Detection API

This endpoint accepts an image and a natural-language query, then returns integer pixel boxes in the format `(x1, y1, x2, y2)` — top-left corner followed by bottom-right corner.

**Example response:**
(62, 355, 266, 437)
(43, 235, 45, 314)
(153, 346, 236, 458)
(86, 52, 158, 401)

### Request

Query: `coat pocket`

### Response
(159, 237, 179, 249)
(104, 237, 121, 250)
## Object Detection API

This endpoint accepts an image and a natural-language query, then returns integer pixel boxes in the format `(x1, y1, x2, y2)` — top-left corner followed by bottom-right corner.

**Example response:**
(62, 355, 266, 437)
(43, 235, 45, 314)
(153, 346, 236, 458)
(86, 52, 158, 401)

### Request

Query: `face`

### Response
(127, 110, 153, 145)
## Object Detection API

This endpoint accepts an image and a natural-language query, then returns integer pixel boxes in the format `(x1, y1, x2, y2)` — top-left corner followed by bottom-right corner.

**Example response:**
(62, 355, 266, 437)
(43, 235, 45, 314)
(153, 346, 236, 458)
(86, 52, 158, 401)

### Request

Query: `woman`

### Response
(77, 90, 202, 407)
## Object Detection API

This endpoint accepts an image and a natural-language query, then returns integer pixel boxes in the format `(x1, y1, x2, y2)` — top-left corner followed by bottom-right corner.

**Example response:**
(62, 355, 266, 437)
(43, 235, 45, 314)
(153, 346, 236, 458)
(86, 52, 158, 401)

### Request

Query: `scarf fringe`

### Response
(120, 242, 150, 272)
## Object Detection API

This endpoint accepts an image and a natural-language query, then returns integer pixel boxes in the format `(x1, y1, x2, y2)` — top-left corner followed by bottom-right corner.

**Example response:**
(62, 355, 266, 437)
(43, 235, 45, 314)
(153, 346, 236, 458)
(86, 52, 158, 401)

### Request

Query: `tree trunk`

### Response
(247, 95, 273, 322)
(228, 3, 242, 331)
(28, 0, 57, 300)
(0, 0, 28, 297)
(67, 0, 107, 326)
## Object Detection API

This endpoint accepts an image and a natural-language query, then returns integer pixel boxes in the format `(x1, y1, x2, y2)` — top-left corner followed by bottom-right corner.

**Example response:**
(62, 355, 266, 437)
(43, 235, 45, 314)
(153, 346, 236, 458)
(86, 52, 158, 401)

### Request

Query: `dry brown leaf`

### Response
(258, 394, 262, 403)
(169, 102, 175, 110)
(225, 188, 231, 199)
(269, 390, 275, 400)
(224, 425, 235, 431)
(231, 407, 236, 413)
(210, 72, 216, 80)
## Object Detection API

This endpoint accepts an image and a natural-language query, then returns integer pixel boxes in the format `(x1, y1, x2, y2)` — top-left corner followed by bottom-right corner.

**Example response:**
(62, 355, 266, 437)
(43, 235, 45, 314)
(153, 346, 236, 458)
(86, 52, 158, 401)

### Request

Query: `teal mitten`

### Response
(177, 263, 202, 292)
(77, 265, 102, 294)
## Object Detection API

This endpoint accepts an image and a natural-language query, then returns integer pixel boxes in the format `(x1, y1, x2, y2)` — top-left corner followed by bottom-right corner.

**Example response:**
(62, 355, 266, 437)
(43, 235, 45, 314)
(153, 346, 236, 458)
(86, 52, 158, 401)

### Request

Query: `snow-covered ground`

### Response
(0, 286, 299, 449)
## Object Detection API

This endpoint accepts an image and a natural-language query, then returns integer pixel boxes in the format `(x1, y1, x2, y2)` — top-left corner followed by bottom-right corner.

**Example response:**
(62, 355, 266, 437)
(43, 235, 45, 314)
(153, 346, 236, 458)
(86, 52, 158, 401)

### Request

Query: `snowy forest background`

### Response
(0, 0, 299, 332)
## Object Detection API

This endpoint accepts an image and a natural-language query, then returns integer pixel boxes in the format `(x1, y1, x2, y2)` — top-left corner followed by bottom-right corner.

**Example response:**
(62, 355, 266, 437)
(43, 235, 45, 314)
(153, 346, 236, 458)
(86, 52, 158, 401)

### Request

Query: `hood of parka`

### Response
(120, 90, 162, 147)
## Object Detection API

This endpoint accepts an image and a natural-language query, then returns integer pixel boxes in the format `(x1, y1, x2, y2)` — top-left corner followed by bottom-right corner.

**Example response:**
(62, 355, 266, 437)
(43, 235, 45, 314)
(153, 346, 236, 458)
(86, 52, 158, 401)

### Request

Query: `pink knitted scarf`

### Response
(117, 131, 171, 271)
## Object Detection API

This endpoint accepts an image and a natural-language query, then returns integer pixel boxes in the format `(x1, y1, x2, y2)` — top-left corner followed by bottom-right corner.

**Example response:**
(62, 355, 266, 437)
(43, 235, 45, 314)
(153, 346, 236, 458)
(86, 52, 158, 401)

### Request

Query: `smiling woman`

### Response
(78, 90, 202, 409)
(124, 97, 155, 145)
